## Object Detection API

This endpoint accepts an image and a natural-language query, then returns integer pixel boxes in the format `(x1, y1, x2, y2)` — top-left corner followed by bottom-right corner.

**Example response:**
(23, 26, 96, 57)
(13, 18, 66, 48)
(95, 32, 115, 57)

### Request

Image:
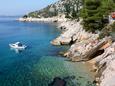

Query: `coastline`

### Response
(19, 17, 115, 86)
(18, 16, 68, 23)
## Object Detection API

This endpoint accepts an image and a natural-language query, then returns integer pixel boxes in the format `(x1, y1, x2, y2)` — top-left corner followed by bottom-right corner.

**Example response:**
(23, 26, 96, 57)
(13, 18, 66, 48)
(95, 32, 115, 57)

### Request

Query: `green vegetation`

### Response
(23, 15, 28, 18)
(71, 7, 78, 18)
(111, 22, 115, 29)
(80, 0, 115, 32)
(64, 0, 81, 19)
(99, 25, 112, 39)
(26, 0, 82, 19)
(64, 2, 71, 18)
(28, 5, 58, 18)
(28, 12, 39, 18)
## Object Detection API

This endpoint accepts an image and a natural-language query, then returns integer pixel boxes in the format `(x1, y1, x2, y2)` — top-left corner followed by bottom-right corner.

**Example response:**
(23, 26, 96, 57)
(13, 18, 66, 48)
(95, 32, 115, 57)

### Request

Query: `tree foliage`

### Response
(23, 15, 28, 18)
(64, 0, 81, 19)
(80, 0, 115, 32)
(28, 12, 39, 18)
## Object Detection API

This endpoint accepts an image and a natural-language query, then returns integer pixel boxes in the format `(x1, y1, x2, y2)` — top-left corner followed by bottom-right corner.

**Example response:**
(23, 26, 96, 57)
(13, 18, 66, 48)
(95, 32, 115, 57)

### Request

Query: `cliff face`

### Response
(27, 0, 82, 18)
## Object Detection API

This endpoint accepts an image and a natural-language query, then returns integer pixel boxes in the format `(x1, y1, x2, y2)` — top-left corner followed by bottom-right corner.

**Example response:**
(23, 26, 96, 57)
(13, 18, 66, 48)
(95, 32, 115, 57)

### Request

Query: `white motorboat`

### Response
(9, 42, 27, 49)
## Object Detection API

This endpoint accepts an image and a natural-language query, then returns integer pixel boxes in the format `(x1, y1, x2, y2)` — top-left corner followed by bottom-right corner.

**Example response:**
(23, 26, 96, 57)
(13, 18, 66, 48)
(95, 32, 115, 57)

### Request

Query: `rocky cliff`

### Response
(27, 0, 82, 18)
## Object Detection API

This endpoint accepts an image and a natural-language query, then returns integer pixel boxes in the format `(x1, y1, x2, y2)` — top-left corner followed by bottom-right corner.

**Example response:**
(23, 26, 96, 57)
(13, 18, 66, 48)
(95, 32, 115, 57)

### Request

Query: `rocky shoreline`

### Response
(50, 19, 115, 86)
(18, 15, 67, 22)
(19, 17, 115, 86)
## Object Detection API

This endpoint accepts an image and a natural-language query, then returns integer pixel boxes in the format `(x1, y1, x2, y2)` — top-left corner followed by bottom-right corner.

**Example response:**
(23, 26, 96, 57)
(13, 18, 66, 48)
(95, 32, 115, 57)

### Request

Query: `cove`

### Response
(0, 17, 95, 86)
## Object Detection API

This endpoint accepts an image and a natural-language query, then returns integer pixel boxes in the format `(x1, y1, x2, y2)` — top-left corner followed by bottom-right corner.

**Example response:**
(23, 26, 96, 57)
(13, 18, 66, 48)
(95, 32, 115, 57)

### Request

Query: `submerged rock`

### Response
(64, 75, 76, 80)
(48, 77, 66, 86)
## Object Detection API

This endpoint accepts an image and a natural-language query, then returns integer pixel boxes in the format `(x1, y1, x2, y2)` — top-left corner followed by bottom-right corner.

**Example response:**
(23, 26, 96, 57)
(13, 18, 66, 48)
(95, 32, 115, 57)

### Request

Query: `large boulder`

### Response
(51, 37, 72, 45)
(51, 39, 61, 45)
(64, 37, 112, 61)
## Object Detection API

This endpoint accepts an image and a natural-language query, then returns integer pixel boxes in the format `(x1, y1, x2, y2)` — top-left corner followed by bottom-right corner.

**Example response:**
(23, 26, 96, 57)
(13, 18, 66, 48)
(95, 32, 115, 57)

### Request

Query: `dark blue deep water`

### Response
(0, 17, 95, 86)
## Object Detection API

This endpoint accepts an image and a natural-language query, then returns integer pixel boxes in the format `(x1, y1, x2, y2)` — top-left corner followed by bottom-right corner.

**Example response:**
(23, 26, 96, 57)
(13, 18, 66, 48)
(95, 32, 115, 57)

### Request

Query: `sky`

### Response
(0, 0, 59, 16)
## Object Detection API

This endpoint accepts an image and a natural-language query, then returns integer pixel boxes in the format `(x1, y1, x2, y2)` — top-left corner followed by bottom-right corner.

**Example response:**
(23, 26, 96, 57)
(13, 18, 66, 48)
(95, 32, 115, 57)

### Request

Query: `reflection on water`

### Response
(10, 48, 25, 53)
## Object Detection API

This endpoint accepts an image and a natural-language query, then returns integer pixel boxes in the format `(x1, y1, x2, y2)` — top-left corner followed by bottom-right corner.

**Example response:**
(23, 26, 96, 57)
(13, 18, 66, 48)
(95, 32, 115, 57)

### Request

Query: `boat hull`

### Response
(9, 44, 27, 49)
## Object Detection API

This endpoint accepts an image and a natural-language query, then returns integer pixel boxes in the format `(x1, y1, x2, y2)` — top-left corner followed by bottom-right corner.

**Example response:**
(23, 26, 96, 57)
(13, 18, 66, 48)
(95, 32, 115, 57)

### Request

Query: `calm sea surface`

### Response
(0, 17, 95, 86)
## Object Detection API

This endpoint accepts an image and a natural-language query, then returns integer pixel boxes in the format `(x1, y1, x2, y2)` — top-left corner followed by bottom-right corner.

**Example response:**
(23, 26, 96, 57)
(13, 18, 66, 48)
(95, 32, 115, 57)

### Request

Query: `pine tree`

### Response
(64, 3, 71, 18)
(71, 7, 77, 18)
(81, 0, 115, 32)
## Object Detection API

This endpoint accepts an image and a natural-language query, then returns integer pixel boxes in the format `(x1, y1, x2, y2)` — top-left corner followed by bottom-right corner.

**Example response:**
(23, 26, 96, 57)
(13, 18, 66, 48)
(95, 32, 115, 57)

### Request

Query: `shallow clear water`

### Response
(0, 17, 95, 86)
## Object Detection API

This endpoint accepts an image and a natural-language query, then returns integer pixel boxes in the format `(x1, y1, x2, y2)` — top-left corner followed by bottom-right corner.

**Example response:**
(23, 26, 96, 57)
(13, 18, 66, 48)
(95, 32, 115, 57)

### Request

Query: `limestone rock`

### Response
(51, 19, 99, 46)
(51, 39, 61, 45)
(65, 37, 112, 61)
(90, 42, 115, 86)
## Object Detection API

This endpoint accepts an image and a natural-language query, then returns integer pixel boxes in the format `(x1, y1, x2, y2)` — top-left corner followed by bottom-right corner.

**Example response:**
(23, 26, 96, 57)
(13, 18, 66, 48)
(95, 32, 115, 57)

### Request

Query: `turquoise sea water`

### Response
(0, 17, 95, 86)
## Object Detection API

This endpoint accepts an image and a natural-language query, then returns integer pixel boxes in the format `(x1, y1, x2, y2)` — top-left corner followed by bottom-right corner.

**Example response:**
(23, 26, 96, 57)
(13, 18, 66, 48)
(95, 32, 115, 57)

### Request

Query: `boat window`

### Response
(18, 43, 22, 46)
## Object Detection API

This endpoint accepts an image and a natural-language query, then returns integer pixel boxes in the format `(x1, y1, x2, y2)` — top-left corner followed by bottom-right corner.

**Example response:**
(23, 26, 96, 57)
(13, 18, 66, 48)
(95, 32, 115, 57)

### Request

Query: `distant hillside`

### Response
(26, 0, 83, 18)
(23, 0, 115, 32)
